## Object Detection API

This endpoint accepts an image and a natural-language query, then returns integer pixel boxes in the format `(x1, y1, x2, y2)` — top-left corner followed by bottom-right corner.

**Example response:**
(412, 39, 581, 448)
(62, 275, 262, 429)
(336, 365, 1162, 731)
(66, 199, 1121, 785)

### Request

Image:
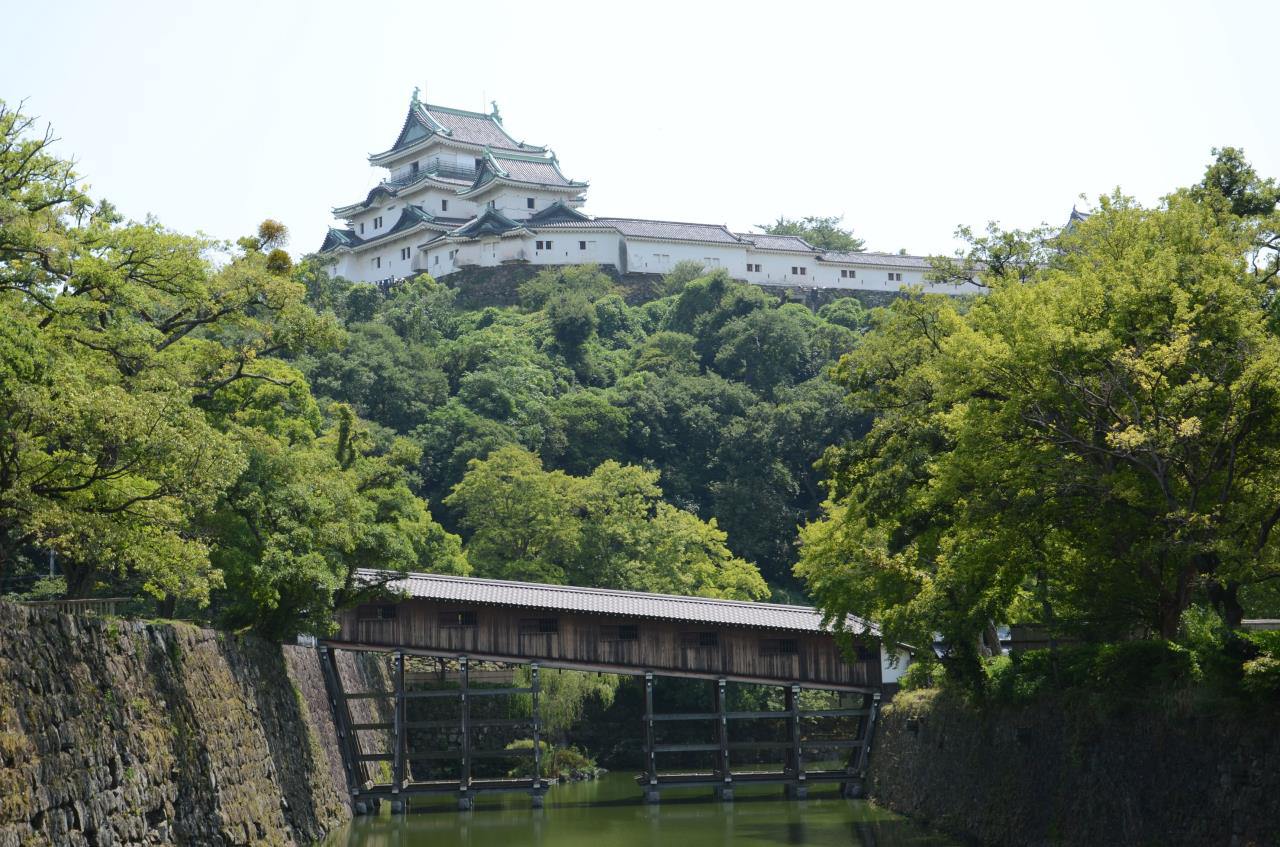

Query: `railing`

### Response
(22, 597, 126, 616)
(386, 159, 477, 187)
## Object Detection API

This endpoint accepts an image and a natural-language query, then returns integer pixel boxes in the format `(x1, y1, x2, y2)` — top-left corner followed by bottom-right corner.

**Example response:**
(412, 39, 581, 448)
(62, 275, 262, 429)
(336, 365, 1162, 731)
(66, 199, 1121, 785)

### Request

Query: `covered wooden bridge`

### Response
(319, 569, 906, 810)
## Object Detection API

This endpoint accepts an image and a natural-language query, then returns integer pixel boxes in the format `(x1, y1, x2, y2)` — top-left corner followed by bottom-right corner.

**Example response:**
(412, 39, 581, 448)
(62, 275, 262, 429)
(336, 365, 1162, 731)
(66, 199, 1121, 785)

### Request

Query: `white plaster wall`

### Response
(623, 239, 749, 275)
(881, 644, 912, 685)
(529, 231, 621, 266)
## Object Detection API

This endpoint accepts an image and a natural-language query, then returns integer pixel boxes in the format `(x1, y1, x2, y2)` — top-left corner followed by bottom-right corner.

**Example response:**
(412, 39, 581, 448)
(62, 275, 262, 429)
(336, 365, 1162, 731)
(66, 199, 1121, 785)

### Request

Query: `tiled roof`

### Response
(526, 201, 592, 225)
(820, 251, 933, 269)
(449, 207, 528, 238)
(357, 569, 878, 636)
(596, 217, 744, 245)
(465, 151, 586, 195)
(738, 233, 817, 253)
(422, 104, 532, 151)
(319, 227, 361, 252)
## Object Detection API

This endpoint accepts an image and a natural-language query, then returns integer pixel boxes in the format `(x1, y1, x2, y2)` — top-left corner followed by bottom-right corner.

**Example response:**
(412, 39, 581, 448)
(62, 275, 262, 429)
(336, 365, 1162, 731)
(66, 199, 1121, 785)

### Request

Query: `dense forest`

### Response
(0, 100, 867, 639)
(3, 96, 1279, 704)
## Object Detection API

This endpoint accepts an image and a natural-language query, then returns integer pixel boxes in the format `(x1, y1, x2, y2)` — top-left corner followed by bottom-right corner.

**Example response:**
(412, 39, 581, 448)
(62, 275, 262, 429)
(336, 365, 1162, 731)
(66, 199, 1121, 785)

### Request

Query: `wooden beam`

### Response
(643, 672, 657, 790)
(531, 663, 543, 794)
(321, 645, 363, 795)
(320, 640, 878, 694)
(787, 684, 804, 785)
(392, 651, 405, 793)
(715, 678, 730, 791)
(459, 656, 471, 797)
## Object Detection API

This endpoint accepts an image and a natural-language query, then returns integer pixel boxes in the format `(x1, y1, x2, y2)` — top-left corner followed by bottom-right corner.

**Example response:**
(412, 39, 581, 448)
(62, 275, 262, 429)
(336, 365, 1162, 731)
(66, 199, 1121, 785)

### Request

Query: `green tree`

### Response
(518, 263, 614, 310)
(797, 190, 1280, 687)
(0, 100, 336, 603)
(445, 447, 767, 600)
(758, 215, 865, 252)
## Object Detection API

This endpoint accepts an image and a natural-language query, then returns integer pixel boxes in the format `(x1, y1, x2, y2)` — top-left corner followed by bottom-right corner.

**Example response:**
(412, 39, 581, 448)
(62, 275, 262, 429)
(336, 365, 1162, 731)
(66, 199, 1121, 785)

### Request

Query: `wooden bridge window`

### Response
(759, 637, 799, 657)
(600, 623, 639, 642)
(680, 631, 719, 648)
(356, 604, 397, 621)
(519, 617, 559, 635)
(440, 609, 478, 627)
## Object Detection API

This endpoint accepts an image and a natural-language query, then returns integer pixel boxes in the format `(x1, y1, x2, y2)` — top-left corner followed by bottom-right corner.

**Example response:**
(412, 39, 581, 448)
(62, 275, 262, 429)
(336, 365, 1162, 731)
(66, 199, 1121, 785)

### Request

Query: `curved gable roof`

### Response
(375, 101, 545, 159)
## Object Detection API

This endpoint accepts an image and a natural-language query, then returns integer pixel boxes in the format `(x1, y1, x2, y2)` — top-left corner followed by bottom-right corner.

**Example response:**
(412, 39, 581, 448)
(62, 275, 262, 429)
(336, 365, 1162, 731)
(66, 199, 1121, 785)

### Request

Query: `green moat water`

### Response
(319, 773, 965, 847)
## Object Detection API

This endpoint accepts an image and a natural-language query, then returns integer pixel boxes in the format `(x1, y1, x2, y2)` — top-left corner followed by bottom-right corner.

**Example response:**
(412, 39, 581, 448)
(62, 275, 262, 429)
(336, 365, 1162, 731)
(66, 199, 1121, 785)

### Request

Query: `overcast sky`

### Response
(4, 0, 1276, 258)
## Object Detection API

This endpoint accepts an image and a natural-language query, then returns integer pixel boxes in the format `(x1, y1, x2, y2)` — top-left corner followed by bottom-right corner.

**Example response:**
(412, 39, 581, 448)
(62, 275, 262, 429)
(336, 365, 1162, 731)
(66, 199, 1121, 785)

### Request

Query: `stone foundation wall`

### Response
(869, 689, 1280, 847)
(0, 601, 373, 846)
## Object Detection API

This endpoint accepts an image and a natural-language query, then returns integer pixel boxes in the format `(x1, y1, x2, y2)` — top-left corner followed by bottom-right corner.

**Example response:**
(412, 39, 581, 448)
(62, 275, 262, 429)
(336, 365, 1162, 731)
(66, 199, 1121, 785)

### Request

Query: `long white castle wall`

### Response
(340, 228, 965, 296)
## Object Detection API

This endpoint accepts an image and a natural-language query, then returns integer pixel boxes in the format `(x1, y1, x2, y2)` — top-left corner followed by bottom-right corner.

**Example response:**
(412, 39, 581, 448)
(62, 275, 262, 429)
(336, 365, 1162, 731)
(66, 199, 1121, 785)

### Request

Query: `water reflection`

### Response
(320, 773, 964, 847)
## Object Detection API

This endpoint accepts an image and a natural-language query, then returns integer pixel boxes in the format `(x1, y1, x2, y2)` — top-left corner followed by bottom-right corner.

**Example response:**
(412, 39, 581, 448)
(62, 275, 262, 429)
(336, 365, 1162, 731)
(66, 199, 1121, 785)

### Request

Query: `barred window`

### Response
(357, 604, 397, 621)
(440, 609, 477, 628)
(519, 617, 559, 635)
(600, 623, 639, 642)
(681, 631, 719, 648)
(759, 638, 798, 657)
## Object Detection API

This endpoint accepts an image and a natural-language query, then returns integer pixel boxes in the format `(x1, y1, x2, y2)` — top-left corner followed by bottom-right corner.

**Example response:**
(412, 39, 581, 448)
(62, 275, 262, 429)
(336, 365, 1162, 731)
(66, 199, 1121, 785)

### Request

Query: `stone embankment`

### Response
(0, 601, 377, 846)
(869, 688, 1280, 847)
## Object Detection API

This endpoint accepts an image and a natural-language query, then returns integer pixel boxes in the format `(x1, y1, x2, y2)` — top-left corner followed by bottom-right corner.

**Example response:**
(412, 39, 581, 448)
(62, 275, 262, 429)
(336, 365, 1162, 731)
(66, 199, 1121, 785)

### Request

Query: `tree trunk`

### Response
(1207, 579, 1245, 628)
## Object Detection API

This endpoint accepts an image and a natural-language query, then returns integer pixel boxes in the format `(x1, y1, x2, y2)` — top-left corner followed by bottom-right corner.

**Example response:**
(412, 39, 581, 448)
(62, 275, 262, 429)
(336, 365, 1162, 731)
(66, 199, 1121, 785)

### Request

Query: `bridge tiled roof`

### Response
(357, 569, 878, 636)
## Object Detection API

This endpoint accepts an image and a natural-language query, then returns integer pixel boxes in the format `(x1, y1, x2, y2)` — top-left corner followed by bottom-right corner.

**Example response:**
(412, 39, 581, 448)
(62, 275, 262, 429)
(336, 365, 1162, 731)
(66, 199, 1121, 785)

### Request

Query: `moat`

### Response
(318, 772, 965, 846)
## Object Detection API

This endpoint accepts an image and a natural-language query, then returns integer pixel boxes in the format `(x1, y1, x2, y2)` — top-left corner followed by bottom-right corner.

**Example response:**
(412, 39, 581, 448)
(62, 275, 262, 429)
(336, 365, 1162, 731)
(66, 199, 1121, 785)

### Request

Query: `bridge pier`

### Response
(635, 673, 878, 804)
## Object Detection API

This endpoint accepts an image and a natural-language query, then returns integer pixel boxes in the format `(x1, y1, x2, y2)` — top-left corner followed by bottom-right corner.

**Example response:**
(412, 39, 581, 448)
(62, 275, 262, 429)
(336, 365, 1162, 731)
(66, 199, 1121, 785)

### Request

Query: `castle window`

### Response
(888, 272, 902, 282)
(747, 263, 761, 273)
(410, 161, 419, 175)
(434, 255, 439, 265)
(527, 197, 536, 209)
(400, 247, 410, 260)
(791, 266, 799, 275)
(374, 216, 383, 228)
(841, 269, 857, 279)
(359, 223, 365, 234)
(799, 267, 807, 276)
(579, 241, 587, 250)
(441, 199, 449, 212)
(374, 257, 381, 269)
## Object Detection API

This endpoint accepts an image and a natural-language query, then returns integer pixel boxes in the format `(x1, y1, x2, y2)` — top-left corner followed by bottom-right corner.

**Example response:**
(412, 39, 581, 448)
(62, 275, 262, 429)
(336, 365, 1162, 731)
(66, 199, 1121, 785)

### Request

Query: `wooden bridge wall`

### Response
(331, 598, 879, 690)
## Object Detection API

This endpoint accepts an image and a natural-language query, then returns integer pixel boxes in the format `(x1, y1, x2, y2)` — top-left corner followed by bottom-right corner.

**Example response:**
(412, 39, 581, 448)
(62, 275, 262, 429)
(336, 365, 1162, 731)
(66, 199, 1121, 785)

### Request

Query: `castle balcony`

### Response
(386, 158, 477, 186)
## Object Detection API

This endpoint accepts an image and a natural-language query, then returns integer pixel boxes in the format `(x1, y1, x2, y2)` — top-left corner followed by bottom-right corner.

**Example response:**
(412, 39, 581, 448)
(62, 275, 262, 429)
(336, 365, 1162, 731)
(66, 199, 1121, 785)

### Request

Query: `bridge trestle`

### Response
(639, 672, 880, 803)
(319, 647, 547, 812)
(319, 645, 880, 812)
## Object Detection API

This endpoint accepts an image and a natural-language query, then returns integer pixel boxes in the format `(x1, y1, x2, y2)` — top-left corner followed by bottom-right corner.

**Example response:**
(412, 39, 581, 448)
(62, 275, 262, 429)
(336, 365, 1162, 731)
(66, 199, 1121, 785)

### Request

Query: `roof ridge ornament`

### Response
(411, 85, 421, 106)
(490, 100, 502, 124)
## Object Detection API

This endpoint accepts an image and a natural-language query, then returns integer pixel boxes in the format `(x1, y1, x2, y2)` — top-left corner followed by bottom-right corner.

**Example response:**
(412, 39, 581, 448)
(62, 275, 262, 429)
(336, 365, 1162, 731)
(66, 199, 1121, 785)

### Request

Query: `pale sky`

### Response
(3, 0, 1276, 258)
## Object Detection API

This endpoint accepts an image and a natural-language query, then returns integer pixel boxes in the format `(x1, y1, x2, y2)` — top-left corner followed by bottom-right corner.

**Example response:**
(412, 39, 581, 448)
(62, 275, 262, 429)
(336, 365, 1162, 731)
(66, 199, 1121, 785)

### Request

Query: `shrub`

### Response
(1241, 631, 1280, 696)
(899, 660, 946, 691)
(986, 640, 1200, 703)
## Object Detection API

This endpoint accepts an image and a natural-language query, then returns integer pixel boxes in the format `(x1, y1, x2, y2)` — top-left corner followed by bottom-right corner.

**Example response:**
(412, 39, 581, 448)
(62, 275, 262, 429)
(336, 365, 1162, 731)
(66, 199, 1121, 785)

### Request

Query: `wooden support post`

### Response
(392, 651, 405, 793)
(458, 655, 472, 810)
(787, 683, 806, 799)
(321, 645, 363, 798)
(531, 662, 544, 807)
(844, 691, 881, 799)
(643, 672, 659, 803)
(715, 678, 732, 801)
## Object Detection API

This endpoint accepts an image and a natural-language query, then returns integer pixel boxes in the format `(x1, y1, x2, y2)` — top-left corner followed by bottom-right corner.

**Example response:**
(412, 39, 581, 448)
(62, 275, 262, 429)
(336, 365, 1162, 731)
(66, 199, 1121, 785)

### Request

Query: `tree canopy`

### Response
(758, 215, 866, 253)
(797, 150, 1280, 686)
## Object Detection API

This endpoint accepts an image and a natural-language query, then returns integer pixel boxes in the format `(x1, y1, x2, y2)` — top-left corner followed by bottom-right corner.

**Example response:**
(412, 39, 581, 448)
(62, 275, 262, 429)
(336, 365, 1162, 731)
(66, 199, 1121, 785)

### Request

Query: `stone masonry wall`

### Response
(869, 689, 1280, 847)
(0, 601, 377, 847)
